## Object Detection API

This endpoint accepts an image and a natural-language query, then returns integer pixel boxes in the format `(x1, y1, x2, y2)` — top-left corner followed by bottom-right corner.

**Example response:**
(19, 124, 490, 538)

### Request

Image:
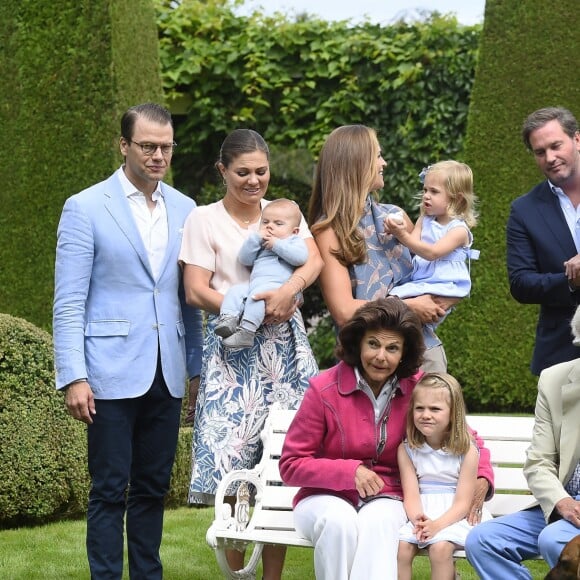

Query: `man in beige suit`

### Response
(465, 306, 580, 579)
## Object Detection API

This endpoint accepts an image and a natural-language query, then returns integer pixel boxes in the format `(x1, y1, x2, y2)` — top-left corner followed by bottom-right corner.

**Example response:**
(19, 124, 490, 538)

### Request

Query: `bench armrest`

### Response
(208, 468, 265, 536)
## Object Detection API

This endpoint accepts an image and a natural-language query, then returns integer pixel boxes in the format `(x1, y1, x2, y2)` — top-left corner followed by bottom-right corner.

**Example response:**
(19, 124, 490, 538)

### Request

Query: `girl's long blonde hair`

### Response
(406, 372, 472, 455)
(421, 161, 478, 228)
(308, 125, 381, 266)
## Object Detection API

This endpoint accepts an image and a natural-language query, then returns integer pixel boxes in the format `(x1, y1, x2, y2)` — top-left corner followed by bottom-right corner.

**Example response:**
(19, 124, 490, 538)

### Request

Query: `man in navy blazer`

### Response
(53, 103, 203, 579)
(507, 106, 580, 375)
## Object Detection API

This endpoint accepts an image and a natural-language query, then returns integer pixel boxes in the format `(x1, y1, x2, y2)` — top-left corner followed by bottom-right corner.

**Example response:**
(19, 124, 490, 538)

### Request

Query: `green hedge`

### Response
(0, 314, 88, 526)
(155, 0, 480, 212)
(1, 0, 480, 351)
(441, 0, 580, 411)
(0, 313, 195, 527)
(5, 0, 575, 413)
(0, 0, 165, 330)
(155, 0, 481, 367)
(0, 0, 189, 525)
(168, 428, 194, 509)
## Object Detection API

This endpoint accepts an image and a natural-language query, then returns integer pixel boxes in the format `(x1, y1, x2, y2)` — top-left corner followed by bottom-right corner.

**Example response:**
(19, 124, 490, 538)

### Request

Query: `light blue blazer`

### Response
(53, 170, 203, 399)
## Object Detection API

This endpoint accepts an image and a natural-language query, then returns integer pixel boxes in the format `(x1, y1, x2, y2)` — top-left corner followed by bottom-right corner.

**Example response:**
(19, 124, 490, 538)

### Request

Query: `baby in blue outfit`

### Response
(215, 198, 308, 348)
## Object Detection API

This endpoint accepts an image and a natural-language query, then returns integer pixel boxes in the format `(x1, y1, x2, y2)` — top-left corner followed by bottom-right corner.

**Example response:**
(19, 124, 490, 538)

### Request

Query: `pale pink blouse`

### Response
(179, 199, 311, 295)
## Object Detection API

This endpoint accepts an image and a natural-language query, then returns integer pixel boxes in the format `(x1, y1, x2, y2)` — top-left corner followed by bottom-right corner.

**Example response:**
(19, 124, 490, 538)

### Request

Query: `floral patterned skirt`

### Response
(188, 311, 318, 504)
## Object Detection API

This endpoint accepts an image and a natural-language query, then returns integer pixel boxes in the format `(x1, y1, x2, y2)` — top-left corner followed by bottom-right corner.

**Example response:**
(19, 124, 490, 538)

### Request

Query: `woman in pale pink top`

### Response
(179, 129, 322, 580)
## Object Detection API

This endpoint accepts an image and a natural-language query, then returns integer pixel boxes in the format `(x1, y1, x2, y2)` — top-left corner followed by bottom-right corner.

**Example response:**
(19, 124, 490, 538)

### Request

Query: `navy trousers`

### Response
(86, 364, 182, 579)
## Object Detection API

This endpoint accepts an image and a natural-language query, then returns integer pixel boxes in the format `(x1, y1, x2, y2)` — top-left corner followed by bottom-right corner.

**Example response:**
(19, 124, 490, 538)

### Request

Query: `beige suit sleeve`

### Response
(523, 362, 575, 522)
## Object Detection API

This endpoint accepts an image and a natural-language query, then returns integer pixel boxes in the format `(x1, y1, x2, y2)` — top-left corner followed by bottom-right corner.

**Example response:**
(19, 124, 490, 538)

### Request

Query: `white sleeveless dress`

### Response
(398, 441, 490, 547)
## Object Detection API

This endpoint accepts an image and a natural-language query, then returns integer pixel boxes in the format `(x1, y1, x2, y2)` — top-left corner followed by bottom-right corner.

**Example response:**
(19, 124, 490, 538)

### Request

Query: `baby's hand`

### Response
(261, 233, 276, 250)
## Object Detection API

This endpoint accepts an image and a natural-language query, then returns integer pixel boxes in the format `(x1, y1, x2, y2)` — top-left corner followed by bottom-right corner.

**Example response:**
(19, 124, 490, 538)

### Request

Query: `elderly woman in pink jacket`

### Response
(279, 297, 494, 580)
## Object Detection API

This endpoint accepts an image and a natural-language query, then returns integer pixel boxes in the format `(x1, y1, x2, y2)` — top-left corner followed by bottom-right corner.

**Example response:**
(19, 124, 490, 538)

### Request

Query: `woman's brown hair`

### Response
(308, 125, 381, 266)
(336, 297, 425, 379)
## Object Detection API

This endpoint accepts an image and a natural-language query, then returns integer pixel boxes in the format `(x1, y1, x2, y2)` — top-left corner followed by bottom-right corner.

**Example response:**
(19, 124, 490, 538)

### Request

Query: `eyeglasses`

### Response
(128, 140, 176, 156)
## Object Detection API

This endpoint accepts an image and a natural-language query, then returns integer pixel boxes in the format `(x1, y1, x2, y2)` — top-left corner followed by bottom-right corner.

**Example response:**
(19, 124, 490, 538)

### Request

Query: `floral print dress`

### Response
(189, 313, 317, 503)
(350, 196, 441, 349)
(179, 199, 318, 505)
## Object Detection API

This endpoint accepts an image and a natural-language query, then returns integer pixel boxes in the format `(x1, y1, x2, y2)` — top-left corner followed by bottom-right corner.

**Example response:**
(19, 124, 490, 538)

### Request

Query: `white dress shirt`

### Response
(117, 167, 168, 280)
(550, 181, 580, 253)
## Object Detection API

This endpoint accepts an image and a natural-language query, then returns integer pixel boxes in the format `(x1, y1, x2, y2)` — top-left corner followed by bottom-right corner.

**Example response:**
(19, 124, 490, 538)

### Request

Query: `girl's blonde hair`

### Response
(421, 160, 478, 228)
(406, 372, 472, 455)
(308, 125, 381, 266)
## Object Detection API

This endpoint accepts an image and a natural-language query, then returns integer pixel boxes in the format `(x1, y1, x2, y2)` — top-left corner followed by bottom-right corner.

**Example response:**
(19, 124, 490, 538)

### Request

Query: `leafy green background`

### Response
(441, 0, 580, 411)
(2, 0, 580, 528)
(2, 0, 579, 424)
(0, 0, 164, 328)
(156, 0, 479, 212)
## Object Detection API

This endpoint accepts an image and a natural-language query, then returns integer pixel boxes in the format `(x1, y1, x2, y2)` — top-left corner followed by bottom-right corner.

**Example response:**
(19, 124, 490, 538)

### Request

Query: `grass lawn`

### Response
(0, 506, 550, 579)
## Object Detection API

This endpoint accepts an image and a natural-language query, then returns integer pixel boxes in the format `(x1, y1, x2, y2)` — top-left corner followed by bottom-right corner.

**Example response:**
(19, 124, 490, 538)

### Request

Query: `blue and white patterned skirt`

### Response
(188, 311, 318, 504)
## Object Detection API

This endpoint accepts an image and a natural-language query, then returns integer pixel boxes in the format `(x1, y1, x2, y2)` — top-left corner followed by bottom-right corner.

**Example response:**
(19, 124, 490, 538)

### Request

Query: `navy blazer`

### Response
(506, 180, 580, 375)
(53, 170, 203, 398)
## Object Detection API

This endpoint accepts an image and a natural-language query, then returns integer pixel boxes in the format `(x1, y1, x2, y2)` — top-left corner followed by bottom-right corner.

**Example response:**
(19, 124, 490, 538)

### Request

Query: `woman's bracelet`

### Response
(284, 279, 302, 295)
(286, 274, 306, 293)
(284, 276, 305, 305)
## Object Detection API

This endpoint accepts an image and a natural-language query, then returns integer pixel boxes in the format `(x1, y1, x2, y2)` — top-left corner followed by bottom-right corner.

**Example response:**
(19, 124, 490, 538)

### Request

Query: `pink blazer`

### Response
(279, 362, 494, 508)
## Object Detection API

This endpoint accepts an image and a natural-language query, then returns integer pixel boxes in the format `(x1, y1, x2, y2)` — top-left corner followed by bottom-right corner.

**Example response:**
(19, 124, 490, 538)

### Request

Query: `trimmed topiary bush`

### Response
(0, 0, 167, 330)
(440, 0, 580, 412)
(167, 427, 193, 508)
(0, 313, 194, 526)
(0, 314, 88, 528)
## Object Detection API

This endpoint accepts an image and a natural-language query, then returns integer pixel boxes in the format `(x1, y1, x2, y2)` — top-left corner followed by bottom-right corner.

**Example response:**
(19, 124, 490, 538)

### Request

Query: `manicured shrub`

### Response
(0, 313, 194, 526)
(0, 0, 166, 330)
(0, 314, 88, 527)
(167, 427, 193, 508)
(441, 0, 580, 411)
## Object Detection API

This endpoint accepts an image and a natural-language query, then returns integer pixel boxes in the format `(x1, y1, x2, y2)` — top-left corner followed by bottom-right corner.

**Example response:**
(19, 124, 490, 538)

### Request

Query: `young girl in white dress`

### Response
(385, 160, 479, 333)
(397, 372, 485, 580)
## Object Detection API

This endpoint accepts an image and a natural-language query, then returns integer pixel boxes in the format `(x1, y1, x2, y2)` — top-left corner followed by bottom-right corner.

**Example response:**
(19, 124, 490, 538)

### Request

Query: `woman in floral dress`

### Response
(179, 129, 322, 580)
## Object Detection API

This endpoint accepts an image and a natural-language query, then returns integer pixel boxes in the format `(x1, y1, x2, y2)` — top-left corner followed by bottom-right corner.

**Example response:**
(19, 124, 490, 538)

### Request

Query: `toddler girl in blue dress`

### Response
(385, 160, 479, 332)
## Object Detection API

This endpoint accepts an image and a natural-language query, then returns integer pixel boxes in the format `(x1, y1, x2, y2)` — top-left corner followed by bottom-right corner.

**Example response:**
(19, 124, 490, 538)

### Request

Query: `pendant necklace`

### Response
(224, 198, 260, 225)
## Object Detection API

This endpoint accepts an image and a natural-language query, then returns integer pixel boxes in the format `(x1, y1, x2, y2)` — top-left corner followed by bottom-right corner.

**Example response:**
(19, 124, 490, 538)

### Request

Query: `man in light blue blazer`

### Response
(53, 103, 202, 579)
(465, 306, 580, 577)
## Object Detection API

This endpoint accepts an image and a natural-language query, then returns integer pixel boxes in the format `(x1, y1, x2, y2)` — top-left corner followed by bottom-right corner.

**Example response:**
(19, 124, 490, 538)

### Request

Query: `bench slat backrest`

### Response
(255, 409, 301, 529)
(255, 410, 535, 531)
(467, 415, 535, 517)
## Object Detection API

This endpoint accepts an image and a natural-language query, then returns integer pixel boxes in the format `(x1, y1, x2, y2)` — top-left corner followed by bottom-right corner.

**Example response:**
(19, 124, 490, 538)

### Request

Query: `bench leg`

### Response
(214, 541, 264, 579)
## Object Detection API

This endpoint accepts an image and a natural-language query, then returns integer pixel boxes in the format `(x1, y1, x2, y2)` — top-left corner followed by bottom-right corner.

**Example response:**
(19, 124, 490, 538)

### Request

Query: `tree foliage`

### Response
(155, 0, 481, 370)
(441, 0, 580, 411)
(155, 0, 480, 212)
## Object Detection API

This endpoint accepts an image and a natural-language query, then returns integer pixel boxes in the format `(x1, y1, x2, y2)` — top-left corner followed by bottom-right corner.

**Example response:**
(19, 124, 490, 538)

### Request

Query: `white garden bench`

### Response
(206, 405, 536, 579)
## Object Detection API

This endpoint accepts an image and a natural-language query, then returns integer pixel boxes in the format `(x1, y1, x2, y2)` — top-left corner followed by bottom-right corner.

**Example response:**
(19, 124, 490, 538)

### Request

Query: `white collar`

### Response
(117, 166, 163, 200)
